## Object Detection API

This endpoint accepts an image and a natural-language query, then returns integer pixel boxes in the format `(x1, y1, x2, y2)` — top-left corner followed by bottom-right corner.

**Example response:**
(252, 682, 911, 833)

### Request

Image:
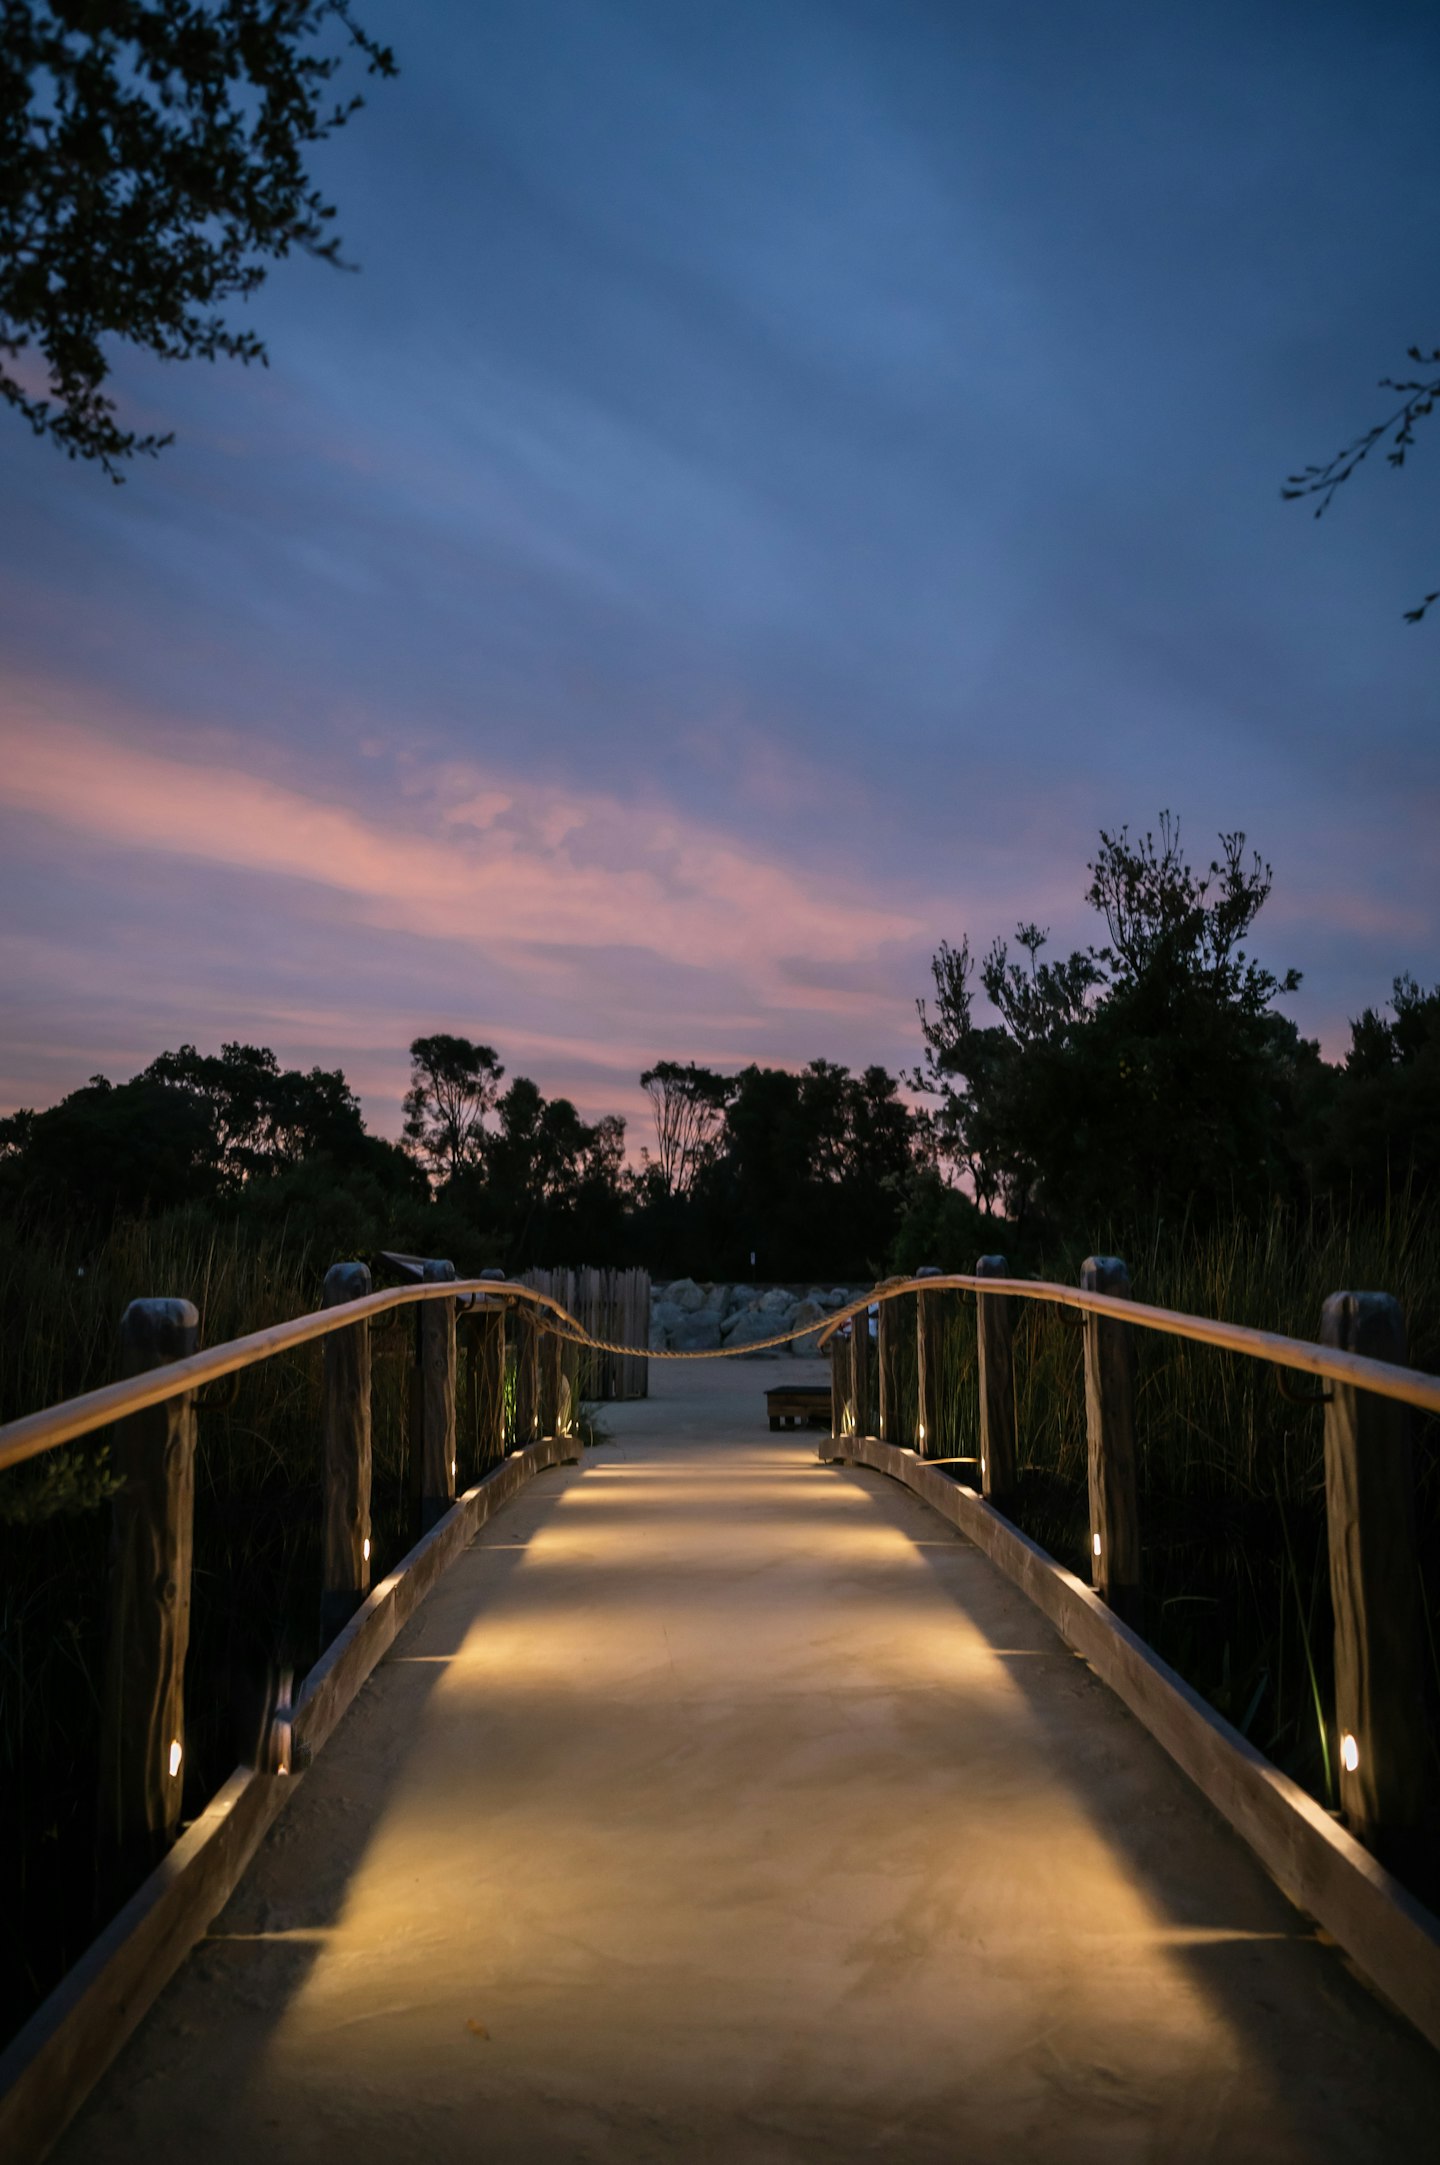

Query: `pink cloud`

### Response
(0, 698, 924, 990)
(0, 678, 959, 1128)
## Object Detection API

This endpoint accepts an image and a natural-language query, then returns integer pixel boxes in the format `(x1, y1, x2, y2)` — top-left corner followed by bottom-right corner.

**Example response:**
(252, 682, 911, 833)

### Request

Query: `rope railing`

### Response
(5, 1267, 1437, 1479)
(0, 1264, 625, 1898)
(809, 1272, 1440, 1416)
(0, 1277, 566, 1475)
(2, 1256, 1435, 1900)
(812, 1257, 1437, 1888)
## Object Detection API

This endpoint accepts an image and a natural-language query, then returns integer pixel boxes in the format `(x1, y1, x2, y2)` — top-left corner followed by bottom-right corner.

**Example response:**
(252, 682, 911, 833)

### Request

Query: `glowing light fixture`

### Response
(168, 1739, 182, 1779)
(362, 1537, 371, 1563)
(1092, 1533, 1102, 1557)
(451, 1459, 457, 1479)
(1341, 1733, 1360, 1773)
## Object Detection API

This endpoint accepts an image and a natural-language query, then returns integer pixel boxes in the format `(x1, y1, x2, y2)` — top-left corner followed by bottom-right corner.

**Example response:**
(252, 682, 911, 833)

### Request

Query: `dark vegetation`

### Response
(1, 812, 1437, 2038)
(1283, 337, 1439, 623)
(2, 1, 395, 473)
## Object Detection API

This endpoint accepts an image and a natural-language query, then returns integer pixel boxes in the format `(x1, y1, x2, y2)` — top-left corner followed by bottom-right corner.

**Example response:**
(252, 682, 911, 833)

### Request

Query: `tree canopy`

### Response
(402, 1035, 504, 1182)
(1, 0, 395, 473)
(0, 839, 1432, 1275)
(915, 816, 1316, 1234)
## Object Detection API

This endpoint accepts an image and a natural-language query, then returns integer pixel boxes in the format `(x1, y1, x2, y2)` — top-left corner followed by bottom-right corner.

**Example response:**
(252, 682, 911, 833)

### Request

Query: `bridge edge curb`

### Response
(824, 1433, 1440, 2057)
(0, 1433, 578, 2165)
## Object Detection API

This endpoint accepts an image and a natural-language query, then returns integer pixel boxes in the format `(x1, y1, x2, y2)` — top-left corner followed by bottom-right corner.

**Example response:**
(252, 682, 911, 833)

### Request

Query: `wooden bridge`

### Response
(2, 1263, 1440, 2160)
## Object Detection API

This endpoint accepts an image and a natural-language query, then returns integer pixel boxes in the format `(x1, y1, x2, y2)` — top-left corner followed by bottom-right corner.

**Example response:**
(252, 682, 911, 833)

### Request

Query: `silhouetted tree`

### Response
(0, 1072, 219, 1222)
(445, 1077, 628, 1266)
(2, 0, 395, 473)
(1310, 975, 1440, 1207)
(639, 1061, 733, 1198)
(402, 1035, 504, 1181)
(142, 1041, 365, 1185)
(916, 816, 1315, 1234)
(695, 1058, 920, 1279)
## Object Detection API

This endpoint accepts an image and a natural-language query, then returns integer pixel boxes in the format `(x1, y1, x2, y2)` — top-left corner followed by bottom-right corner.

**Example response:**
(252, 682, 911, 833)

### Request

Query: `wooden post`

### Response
(975, 1255, 1017, 1508)
(99, 1299, 199, 1882)
(557, 1294, 582, 1463)
(471, 1282, 507, 1470)
(1321, 1292, 1428, 1872)
(877, 1279, 908, 1446)
(539, 1324, 565, 1443)
(824, 1329, 848, 1459)
(320, 1261, 372, 1644)
(512, 1298, 539, 1450)
(915, 1265, 943, 1459)
(851, 1297, 871, 1440)
(418, 1259, 457, 1532)
(1081, 1256, 1140, 1624)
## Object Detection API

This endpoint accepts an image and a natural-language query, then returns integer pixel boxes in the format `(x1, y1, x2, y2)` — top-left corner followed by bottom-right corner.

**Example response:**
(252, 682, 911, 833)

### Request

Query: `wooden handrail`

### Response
(4, 1267, 1435, 1485)
(812, 1274, 1440, 1419)
(0, 1278, 573, 1477)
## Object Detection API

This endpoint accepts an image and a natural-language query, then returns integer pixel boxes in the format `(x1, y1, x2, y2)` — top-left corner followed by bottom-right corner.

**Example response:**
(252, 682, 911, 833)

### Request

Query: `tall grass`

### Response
(915, 1204, 1440, 1822)
(2, 1203, 1436, 2041)
(0, 1213, 508, 2044)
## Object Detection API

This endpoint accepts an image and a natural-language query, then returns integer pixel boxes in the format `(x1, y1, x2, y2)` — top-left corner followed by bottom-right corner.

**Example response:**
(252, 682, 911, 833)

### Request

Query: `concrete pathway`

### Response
(57, 1359, 1440, 2162)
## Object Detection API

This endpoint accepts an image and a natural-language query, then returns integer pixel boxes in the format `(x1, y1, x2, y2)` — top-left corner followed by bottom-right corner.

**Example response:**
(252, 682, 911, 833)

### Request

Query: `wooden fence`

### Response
(522, 1266, 650, 1401)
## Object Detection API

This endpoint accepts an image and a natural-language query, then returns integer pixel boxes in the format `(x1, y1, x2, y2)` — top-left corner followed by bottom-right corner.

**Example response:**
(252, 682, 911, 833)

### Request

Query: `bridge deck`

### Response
(57, 1361, 1440, 2162)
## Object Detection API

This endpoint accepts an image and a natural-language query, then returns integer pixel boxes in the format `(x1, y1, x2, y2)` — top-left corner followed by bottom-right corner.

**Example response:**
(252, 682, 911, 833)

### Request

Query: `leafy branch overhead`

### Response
(0, 0, 395, 474)
(1283, 343, 1439, 623)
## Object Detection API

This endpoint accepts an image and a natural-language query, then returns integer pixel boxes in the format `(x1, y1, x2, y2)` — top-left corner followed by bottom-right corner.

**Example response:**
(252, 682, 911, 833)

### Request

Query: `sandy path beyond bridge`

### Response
(58, 1359, 1440, 2163)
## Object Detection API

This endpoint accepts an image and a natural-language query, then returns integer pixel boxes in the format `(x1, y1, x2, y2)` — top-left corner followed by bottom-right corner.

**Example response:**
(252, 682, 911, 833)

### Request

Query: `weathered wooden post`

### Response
(470, 1271, 508, 1470)
(418, 1259, 457, 1532)
(851, 1297, 871, 1440)
(555, 1294, 583, 1464)
(825, 1325, 850, 1458)
(539, 1321, 563, 1440)
(975, 1255, 1017, 1508)
(1080, 1256, 1140, 1624)
(877, 1279, 908, 1447)
(99, 1299, 199, 1881)
(320, 1261, 372, 1642)
(1321, 1292, 1428, 1871)
(914, 1265, 944, 1459)
(512, 1296, 540, 1450)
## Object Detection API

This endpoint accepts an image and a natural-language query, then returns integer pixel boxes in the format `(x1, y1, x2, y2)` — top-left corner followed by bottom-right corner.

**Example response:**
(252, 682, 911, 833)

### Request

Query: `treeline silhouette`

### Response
(0, 816, 1434, 1282)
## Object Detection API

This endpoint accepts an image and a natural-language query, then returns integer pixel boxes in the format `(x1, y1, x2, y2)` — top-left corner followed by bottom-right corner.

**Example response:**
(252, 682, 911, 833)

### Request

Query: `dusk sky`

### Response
(1, 0, 1436, 1146)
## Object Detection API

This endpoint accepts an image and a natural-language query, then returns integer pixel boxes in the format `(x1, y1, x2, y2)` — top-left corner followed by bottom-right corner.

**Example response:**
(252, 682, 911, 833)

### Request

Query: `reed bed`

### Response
(0, 1215, 509, 2043)
(1, 1205, 1436, 2043)
(916, 1206, 1440, 1813)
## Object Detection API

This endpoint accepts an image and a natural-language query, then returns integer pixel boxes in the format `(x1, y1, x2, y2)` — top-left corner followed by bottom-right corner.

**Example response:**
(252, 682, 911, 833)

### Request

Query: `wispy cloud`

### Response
(0, 677, 945, 1123)
(0, 702, 923, 982)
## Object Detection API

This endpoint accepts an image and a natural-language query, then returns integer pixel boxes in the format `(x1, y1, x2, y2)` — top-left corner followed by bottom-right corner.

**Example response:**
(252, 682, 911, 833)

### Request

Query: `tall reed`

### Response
(919, 1204, 1440, 1812)
(0, 1214, 422, 2040)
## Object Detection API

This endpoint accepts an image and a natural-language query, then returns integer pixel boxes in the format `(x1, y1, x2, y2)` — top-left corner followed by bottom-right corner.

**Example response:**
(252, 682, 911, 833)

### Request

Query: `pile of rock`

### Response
(649, 1280, 861, 1357)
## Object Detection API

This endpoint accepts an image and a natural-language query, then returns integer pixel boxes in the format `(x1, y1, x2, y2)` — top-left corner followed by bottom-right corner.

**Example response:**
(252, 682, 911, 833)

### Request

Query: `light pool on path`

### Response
(57, 1357, 1440, 2162)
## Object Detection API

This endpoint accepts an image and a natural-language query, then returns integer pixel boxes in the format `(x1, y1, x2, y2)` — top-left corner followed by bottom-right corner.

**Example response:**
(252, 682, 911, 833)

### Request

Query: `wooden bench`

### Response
(766, 1385, 833, 1431)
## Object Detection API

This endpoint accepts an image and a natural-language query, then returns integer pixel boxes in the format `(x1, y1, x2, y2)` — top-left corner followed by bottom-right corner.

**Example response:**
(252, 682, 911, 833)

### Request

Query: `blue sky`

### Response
(1, 0, 1435, 1140)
